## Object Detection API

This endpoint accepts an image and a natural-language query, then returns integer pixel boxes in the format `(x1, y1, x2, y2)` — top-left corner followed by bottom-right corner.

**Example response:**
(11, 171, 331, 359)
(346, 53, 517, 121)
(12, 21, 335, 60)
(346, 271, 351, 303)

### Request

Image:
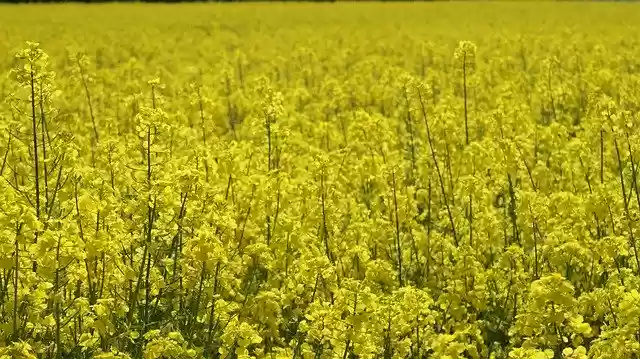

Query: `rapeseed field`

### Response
(1, 3, 640, 358)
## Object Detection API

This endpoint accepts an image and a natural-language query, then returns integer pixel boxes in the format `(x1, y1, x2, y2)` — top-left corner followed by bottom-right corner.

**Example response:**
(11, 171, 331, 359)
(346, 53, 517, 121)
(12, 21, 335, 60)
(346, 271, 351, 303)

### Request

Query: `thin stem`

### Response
(391, 170, 403, 286)
(417, 86, 458, 245)
(30, 61, 41, 270)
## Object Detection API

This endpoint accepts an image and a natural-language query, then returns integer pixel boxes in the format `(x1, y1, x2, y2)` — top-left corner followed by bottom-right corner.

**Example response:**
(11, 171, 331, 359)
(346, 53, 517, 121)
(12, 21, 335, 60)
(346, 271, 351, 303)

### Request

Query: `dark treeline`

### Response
(0, 0, 371, 3)
(0, 0, 433, 3)
(2, 0, 625, 3)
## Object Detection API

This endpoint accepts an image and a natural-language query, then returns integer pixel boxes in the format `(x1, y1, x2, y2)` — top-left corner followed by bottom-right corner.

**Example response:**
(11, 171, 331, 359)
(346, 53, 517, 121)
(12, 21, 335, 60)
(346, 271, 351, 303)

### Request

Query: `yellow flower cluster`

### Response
(1, 2, 640, 359)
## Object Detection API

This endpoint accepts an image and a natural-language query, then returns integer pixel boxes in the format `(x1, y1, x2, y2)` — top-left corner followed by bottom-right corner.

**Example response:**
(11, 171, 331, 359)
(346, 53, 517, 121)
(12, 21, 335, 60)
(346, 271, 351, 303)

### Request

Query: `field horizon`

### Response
(1, 2, 640, 359)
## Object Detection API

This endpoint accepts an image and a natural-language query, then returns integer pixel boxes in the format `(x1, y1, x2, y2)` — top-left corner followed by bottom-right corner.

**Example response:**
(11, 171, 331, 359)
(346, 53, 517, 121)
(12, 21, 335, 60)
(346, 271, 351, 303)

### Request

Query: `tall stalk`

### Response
(417, 86, 458, 245)
(29, 59, 41, 273)
(614, 137, 640, 274)
(12, 224, 22, 341)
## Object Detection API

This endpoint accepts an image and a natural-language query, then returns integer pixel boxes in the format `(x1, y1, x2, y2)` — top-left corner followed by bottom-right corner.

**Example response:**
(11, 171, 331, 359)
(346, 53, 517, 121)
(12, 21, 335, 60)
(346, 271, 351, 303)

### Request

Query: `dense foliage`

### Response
(1, 3, 640, 358)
